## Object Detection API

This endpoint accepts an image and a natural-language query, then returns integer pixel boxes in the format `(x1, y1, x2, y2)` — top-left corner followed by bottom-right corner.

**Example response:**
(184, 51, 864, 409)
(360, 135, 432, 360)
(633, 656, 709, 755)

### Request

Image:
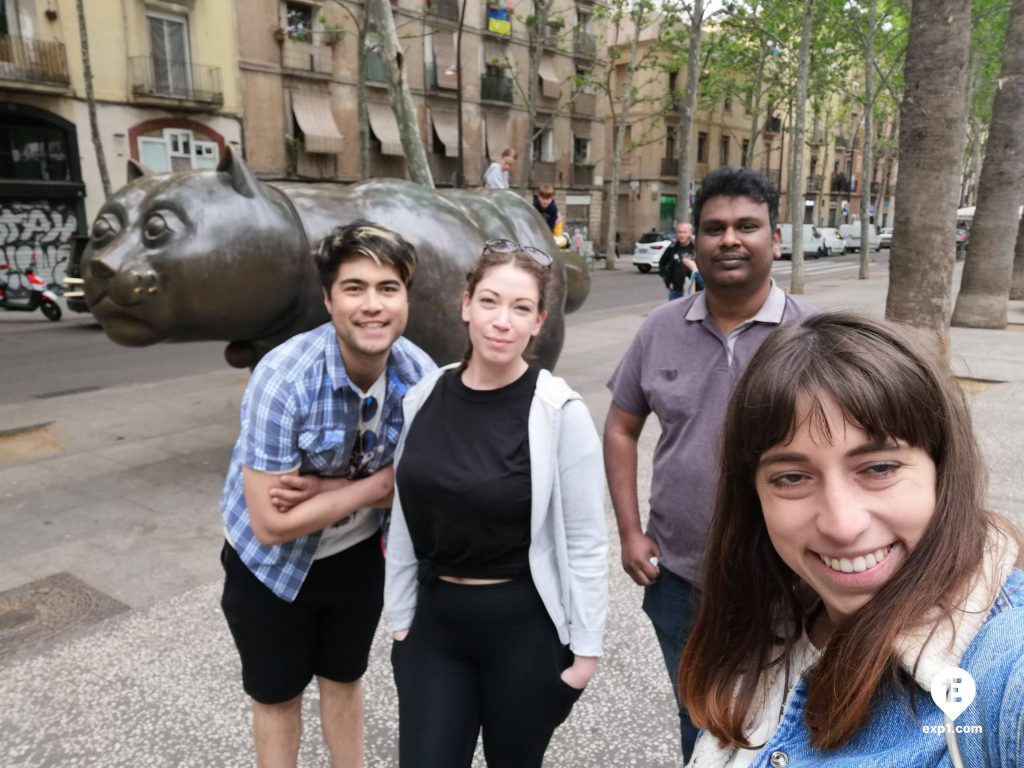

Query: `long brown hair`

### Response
(458, 245, 552, 372)
(679, 311, 1012, 750)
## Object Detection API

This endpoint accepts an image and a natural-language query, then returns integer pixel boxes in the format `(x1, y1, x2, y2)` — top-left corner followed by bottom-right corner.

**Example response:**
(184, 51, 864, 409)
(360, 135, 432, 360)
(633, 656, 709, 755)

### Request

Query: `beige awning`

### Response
(486, 116, 510, 160)
(433, 32, 458, 91)
(572, 119, 591, 139)
(539, 56, 560, 99)
(367, 102, 404, 156)
(290, 92, 344, 155)
(431, 110, 463, 159)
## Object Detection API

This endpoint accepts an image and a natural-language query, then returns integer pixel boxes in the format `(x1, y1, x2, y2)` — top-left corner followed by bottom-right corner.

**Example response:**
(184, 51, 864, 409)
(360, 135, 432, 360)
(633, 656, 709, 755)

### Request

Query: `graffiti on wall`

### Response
(0, 201, 79, 290)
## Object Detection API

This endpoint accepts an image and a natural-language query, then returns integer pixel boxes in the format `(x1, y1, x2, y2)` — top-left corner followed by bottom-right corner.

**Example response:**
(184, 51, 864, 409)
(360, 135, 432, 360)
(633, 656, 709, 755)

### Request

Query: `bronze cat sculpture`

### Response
(81, 148, 590, 369)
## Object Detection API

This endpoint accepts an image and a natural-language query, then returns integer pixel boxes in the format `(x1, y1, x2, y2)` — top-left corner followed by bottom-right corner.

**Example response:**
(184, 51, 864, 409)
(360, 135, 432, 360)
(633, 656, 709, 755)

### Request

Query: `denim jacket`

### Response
(689, 534, 1024, 768)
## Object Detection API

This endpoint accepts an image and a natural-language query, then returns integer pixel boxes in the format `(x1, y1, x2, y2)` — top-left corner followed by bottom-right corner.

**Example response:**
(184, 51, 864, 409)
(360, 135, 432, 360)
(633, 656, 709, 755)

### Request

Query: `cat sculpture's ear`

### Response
(217, 146, 262, 199)
(127, 159, 150, 181)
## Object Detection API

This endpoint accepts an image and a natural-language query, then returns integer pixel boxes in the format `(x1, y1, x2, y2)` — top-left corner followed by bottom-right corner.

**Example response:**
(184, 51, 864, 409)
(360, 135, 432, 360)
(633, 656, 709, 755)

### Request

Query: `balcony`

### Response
(366, 50, 388, 84)
(806, 174, 823, 193)
(764, 116, 782, 135)
(129, 56, 223, 105)
(808, 129, 826, 145)
(532, 160, 556, 184)
(661, 157, 679, 177)
(572, 163, 594, 187)
(427, 0, 460, 22)
(282, 36, 335, 75)
(481, 72, 514, 103)
(572, 91, 596, 116)
(485, 2, 512, 36)
(0, 35, 70, 90)
(573, 32, 596, 58)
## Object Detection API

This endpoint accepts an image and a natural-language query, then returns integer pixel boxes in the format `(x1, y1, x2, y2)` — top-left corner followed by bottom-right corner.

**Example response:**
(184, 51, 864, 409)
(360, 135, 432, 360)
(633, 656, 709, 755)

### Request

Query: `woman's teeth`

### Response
(819, 546, 891, 573)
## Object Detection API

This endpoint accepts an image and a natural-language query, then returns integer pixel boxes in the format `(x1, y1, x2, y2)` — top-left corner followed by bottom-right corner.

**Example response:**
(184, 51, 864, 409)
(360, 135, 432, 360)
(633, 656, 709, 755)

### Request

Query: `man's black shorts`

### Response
(220, 534, 384, 704)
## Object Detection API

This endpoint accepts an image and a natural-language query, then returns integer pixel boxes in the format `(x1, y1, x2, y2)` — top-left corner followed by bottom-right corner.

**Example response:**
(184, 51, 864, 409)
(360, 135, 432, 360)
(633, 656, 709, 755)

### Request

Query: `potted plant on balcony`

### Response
(273, 26, 286, 44)
(318, 16, 344, 48)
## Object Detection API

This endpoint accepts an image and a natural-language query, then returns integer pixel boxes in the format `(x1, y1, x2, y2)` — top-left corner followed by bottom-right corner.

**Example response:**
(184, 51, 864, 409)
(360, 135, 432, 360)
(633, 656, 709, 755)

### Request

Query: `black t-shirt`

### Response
(396, 366, 539, 581)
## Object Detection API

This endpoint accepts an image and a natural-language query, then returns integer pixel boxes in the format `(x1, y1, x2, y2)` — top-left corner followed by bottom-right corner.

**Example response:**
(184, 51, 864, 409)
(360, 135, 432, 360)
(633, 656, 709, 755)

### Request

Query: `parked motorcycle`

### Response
(0, 261, 62, 321)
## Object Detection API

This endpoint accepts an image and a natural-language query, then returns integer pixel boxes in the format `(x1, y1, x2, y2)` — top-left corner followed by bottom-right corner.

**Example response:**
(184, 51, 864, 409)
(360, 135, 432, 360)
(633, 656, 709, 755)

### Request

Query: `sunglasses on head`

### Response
(483, 238, 553, 267)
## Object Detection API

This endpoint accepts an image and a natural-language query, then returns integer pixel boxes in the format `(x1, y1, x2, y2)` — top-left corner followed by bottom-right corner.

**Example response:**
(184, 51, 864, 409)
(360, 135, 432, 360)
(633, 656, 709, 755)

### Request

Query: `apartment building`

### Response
(237, 0, 607, 244)
(0, 0, 243, 288)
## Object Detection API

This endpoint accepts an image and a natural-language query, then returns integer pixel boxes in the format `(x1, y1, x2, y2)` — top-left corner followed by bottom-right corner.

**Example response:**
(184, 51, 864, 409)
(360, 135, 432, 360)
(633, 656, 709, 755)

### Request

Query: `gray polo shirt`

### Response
(607, 282, 818, 587)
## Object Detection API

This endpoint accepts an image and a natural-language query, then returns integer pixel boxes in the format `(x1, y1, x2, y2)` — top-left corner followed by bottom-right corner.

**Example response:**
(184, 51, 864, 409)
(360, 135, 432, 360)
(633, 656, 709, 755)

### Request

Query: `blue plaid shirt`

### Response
(220, 322, 436, 602)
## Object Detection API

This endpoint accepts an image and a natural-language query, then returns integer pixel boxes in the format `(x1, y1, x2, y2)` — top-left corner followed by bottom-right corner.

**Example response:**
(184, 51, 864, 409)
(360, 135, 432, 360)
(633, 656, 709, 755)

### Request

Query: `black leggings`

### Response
(392, 578, 583, 768)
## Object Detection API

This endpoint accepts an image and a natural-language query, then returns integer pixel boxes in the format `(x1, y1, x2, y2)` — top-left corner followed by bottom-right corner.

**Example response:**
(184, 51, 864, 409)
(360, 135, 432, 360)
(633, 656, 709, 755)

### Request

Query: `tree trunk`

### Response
(884, 0, 970, 345)
(674, 0, 704, 226)
(744, 41, 769, 168)
(787, 0, 813, 295)
(367, 0, 433, 187)
(76, 0, 111, 198)
(603, 11, 644, 270)
(951, 0, 1024, 328)
(858, 0, 876, 280)
(358, 20, 370, 180)
(1011, 212, 1024, 299)
(520, 0, 552, 196)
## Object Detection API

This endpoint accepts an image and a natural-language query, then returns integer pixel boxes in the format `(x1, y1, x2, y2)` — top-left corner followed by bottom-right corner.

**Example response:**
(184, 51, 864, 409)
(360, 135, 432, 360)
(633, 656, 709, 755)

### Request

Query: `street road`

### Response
(0, 250, 887, 407)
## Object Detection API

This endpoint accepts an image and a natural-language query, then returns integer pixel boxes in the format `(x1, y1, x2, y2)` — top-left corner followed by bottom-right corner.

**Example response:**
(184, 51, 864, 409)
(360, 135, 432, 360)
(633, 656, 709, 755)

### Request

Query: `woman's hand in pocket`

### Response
(393, 629, 410, 642)
(560, 655, 598, 690)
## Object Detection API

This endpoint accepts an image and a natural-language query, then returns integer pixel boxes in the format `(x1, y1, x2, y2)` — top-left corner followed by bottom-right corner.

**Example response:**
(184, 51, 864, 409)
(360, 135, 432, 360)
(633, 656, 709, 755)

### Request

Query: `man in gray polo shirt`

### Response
(604, 167, 817, 762)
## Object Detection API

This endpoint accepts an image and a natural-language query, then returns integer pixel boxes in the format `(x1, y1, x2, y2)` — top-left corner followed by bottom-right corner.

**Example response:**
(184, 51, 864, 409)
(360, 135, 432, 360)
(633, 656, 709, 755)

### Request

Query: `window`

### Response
(697, 131, 707, 164)
(720, 135, 729, 166)
(724, 95, 732, 112)
(665, 131, 676, 160)
(148, 13, 190, 97)
(742, 138, 750, 165)
(573, 136, 590, 165)
(285, 3, 314, 42)
(0, 122, 71, 181)
(533, 128, 554, 162)
(136, 128, 219, 173)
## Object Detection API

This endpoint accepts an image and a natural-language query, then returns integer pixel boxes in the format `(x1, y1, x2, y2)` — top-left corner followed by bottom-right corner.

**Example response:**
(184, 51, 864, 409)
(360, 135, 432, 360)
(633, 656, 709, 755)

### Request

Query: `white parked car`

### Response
(819, 227, 845, 257)
(879, 227, 893, 248)
(839, 223, 882, 252)
(778, 223, 824, 259)
(632, 231, 673, 273)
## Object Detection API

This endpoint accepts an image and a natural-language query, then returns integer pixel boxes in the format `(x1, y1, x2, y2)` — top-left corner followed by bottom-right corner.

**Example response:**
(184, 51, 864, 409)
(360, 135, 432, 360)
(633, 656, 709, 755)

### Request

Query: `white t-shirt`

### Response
(484, 161, 509, 189)
(315, 373, 387, 559)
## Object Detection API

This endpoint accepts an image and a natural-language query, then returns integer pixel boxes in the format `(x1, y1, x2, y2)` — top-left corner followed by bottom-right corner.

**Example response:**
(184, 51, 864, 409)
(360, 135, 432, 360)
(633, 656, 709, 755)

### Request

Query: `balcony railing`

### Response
(661, 157, 679, 177)
(282, 38, 334, 74)
(764, 116, 782, 134)
(481, 73, 514, 103)
(427, 0, 460, 22)
(129, 56, 223, 104)
(806, 174, 823, 193)
(572, 92, 596, 116)
(0, 35, 70, 87)
(532, 160, 556, 184)
(572, 164, 594, 187)
(573, 32, 596, 58)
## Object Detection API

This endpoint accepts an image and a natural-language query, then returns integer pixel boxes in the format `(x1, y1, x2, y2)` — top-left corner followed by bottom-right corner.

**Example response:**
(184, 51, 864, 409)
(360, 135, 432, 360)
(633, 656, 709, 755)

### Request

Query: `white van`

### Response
(778, 223, 824, 259)
(839, 223, 881, 252)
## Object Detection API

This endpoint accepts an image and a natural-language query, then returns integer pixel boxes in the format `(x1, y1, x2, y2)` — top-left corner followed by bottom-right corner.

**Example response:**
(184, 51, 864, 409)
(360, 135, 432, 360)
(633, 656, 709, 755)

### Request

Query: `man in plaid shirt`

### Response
(219, 221, 436, 768)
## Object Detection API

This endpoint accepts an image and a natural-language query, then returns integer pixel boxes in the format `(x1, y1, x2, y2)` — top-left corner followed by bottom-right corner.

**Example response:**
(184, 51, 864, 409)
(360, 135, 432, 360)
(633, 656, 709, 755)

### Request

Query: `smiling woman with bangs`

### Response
(679, 311, 1024, 768)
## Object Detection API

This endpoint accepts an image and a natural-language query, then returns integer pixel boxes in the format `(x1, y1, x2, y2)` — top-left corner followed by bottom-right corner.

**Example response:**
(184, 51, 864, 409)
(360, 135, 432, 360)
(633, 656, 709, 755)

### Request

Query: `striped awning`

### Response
(431, 110, 462, 159)
(367, 102, 404, 156)
(290, 92, 344, 155)
(539, 56, 560, 99)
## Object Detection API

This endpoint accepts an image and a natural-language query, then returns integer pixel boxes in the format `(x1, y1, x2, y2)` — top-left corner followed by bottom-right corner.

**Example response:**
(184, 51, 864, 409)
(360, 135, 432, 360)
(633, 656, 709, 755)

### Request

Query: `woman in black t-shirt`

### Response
(384, 240, 608, 768)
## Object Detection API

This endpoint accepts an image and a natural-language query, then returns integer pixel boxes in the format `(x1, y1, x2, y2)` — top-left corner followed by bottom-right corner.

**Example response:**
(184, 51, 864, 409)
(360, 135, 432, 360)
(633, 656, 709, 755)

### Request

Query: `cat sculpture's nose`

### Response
(89, 259, 160, 307)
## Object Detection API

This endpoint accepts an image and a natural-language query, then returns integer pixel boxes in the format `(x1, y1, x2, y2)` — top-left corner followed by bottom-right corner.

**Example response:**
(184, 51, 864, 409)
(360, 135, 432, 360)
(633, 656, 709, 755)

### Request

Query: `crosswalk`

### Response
(771, 256, 874, 279)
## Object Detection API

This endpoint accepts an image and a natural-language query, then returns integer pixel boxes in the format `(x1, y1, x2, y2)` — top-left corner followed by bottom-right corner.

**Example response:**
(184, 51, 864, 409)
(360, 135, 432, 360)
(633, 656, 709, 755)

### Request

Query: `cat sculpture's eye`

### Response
(142, 210, 184, 246)
(91, 212, 121, 245)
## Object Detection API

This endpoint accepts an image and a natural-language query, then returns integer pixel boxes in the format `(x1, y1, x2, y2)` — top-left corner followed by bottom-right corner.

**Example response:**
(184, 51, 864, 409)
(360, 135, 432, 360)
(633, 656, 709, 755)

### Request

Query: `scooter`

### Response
(0, 261, 62, 321)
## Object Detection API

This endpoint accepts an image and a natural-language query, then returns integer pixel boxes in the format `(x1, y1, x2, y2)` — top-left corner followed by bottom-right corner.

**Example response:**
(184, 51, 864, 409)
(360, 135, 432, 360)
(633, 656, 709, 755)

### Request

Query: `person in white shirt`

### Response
(484, 148, 516, 189)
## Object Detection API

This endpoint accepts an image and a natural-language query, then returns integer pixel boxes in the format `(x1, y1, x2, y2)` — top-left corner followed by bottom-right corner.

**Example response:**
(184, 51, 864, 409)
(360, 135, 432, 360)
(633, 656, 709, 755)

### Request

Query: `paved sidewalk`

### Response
(1, 265, 1023, 767)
